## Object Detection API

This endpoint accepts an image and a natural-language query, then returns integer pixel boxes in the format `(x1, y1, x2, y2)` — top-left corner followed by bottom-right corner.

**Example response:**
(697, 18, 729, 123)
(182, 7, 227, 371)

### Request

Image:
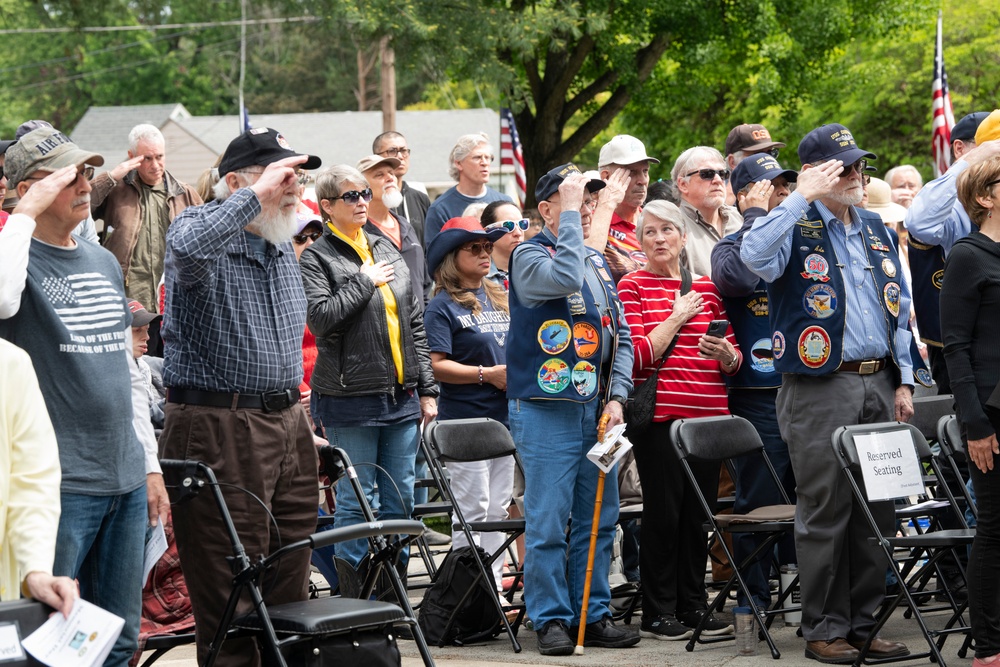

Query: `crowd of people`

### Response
(1, 107, 1000, 667)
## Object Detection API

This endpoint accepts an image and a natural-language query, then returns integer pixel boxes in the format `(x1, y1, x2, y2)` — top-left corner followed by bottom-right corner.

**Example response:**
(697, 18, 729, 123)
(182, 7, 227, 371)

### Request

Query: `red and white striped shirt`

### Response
(617, 270, 741, 422)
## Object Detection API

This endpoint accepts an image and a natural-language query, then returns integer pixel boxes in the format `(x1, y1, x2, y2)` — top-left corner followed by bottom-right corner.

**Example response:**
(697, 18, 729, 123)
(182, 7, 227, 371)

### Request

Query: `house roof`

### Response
(69, 104, 191, 167)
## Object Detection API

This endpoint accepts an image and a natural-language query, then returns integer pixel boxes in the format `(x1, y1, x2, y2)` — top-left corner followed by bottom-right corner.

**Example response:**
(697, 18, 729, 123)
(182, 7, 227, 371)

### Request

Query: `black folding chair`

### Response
(423, 417, 526, 652)
(831, 422, 973, 666)
(937, 415, 977, 523)
(668, 415, 799, 660)
(159, 459, 433, 667)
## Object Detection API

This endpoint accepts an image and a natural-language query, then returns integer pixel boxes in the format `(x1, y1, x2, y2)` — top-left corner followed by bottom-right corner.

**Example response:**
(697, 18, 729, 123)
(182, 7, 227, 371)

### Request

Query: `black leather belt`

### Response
(837, 358, 889, 375)
(166, 387, 300, 412)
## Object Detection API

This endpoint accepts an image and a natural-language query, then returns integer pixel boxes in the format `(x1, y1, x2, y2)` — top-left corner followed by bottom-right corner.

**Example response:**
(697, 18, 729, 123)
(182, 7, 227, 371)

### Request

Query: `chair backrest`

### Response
(670, 414, 765, 462)
(424, 418, 516, 463)
(937, 415, 966, 461)
(909, 394, 955, 440)
(832, 421, 931, 470)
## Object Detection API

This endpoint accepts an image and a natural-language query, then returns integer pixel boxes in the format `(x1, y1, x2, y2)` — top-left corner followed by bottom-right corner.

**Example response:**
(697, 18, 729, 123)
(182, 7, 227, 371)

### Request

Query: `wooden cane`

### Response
(575, 413, 611, 656)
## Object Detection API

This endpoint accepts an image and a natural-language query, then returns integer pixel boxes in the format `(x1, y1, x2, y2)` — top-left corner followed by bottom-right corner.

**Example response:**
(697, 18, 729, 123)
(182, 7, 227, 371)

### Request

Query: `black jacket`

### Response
(299, 228, 438, 399)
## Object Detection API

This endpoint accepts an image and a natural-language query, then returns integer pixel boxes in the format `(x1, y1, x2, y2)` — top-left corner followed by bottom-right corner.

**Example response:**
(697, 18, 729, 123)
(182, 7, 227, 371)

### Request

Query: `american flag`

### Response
(500, 107, 526, 206)
(931, 10, 955, 178)
(42, 273, 126, 332)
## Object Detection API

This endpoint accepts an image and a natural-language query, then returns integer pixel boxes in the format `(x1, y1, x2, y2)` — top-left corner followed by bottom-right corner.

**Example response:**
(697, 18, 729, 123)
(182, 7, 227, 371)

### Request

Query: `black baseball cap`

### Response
(797, 123, 876, 166)
(951, 111, 990, 143)
(218, 128, 321, 177)
(731, 154, 798, 195)
(534, 163, 606, 202)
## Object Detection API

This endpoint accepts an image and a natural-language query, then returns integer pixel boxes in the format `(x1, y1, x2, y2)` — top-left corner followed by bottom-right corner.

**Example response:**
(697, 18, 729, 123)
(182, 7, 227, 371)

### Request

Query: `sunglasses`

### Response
(331, 189, 373, 205)
(293, 230, 322, 245)
(460, 241, 494, 255)
(484, 218, 530, 233)
(766, 147, 781, 158)
(987, 178, 1000, 188)
(844, 159, 869, 175)
(686, 168, 731, 181)
(0, 166, 4, 180)
(22, 165, 95, 184)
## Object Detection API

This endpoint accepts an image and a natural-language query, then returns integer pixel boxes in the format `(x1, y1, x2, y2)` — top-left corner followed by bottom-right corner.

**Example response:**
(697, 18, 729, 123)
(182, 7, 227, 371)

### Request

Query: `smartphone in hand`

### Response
(706, 319, 729, 338)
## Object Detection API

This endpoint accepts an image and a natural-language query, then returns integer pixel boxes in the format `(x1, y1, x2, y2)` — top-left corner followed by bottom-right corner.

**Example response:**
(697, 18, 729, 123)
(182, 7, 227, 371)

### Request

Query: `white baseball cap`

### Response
(598, 135, 660, 168)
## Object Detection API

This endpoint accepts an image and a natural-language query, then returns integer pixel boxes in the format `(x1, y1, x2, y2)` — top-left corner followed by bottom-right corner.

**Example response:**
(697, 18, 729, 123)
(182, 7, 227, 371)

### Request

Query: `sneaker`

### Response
(639, 614, 693, 641)
(536, 620, 574, 656)
(677, 609, 734, 636)
(569, 616, 640, 648)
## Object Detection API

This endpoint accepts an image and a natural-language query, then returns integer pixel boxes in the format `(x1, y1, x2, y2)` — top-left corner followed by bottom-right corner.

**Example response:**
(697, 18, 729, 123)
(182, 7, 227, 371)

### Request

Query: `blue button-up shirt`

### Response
(162, 188, 307, 393)
(741, 191, 914, 386)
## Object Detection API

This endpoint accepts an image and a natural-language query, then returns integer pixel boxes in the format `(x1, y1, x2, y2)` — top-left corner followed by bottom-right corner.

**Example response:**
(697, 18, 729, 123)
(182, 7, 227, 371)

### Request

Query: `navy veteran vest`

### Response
(907, 238, 944, 348)
(507, 235, 619, 402)
(722, 277, 780, 389)
(767, 205, 900, 379)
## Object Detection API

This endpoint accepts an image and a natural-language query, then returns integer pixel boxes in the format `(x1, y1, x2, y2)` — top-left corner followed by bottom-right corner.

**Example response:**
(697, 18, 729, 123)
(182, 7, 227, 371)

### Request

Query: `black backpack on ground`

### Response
(417, 546, 502, 646)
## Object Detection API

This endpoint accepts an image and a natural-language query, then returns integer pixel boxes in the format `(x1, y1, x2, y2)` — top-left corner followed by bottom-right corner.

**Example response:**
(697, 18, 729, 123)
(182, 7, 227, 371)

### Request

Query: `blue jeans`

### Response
(509, 398, 619, 628)
(53, 485, 147, 667)
(728, 388, 797, 607)
(323, 420, 420, 568)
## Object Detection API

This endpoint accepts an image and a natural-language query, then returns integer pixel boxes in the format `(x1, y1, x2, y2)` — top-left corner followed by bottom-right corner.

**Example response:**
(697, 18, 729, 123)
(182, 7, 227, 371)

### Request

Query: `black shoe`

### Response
(639, 614, 693, 641)
(536, 620, 574, 656)
(677, 609, 734, 636)
(569, 616, 640, 648)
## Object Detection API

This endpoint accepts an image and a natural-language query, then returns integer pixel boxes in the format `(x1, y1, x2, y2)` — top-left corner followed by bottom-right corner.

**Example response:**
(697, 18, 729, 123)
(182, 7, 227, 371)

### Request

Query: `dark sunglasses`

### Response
(0, 166, 4, 180)
(686, 168, 731, 181)
(766, 147, 780, 158)
(844, 159, 868, 175)
(331, 189, 373, 205)
(484, 218, 529, 233)
(460, 241, 493, 255)
(987, 178, 1000, 188)
(293, 230, 322, 245)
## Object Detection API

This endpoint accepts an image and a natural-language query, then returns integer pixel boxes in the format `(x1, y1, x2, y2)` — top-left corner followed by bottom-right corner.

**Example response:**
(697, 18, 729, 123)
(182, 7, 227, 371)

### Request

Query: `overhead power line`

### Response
(0, 15, 320, 36)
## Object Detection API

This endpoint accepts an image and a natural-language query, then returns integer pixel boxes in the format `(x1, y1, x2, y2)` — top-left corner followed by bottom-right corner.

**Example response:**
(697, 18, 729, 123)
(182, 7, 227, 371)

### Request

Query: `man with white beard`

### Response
(159, 128, 322, 666)
(358, 154, 430, 307)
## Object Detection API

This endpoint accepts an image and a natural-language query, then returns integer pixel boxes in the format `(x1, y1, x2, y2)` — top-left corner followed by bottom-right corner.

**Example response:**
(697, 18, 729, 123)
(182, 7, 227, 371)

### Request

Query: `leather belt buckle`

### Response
(859, 360, 878, 375)
(261, 389, 292, 413)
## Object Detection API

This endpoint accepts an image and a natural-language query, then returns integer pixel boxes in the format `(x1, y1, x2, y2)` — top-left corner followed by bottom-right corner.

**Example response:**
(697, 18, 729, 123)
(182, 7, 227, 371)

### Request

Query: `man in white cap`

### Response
(588, 134, 660, 283)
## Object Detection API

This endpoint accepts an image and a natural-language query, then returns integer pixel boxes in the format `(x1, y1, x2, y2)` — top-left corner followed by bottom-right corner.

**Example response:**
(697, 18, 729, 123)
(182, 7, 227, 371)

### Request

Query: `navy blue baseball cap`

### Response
(535, 163, 606, 202)
(797, 123, 876, 166)
(731, 154, 798, 195)
(951, 111, 990, 143)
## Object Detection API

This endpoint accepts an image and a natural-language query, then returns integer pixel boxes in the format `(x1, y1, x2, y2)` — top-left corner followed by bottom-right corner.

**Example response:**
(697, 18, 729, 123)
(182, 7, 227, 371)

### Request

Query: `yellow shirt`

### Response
(328, 223, 405, 383)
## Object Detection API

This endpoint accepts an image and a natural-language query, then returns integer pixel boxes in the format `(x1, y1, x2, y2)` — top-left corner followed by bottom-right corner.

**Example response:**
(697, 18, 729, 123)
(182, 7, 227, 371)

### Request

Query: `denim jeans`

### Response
(53, 485, 147, 667)
(509, 398, 619, 628)
(323, 420, 420, 568)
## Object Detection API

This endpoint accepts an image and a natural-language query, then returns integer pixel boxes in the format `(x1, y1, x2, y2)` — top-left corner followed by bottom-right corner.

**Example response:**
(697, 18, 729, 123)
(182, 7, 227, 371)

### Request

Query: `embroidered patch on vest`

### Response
(772, 331, 786, 359)
(538, 319, 571, 354)
(572, 361, 598, 396)
(750, 338, 775, 374)
(881, 258, 897, 278)
(798, 326, 831, 368)
(573, 322, 599, 358)
(800, 253, 831, 282)
(538, 358, 571, 393)
(883, 282, 901, 318)
(803, 284, 838, 319)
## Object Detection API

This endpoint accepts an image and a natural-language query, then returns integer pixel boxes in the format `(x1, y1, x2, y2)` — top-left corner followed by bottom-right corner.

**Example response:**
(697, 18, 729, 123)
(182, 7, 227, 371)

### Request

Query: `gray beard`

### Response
(382, 188, 404, 209)
(826, 186, 864, 207)
(250, 206, 297, 244)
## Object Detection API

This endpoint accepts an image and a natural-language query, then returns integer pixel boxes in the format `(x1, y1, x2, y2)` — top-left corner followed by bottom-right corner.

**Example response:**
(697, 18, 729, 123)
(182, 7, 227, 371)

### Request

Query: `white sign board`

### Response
(854, 429, 924, 501)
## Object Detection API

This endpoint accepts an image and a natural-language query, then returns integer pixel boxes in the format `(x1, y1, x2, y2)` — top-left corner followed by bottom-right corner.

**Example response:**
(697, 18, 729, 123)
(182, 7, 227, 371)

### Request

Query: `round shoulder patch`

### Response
(538, 358, 570, 394)
(798, 326, 831, 369)
(915, 367, 934, 387)
(772, 331, 786, 360)
(538, 319, 571, 355)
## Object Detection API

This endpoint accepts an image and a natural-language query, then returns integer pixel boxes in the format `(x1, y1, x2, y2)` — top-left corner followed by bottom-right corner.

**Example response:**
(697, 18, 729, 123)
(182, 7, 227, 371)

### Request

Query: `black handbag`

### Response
(624, 268, 692, 440)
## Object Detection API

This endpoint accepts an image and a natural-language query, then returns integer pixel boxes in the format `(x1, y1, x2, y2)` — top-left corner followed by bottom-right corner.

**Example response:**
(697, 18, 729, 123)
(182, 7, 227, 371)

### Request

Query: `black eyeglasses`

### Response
(686, 168, 731, 181)
(986, 178, 1000, 188)
(460, 241, 493, 255)
(484, 219, 529, 233)
(293, 230, 322, 245)
(379, 147, 411, 158)
(330, 189, 373, 205)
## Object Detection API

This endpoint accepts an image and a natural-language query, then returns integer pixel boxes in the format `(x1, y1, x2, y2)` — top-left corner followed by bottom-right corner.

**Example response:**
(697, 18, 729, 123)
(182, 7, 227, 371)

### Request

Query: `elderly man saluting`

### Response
(742, 124, 913, 664)
(508, 164, 637, 655)
(159, 128, 321, 666)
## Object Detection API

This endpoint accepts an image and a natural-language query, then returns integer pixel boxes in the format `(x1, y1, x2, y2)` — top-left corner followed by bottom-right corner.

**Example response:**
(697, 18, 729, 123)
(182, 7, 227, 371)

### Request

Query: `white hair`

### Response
(884, 165, 922, 189)
(128, 124, 164, 152)
(636, 199, 686, 239)
(671, 146, 726, 182)
(448, 133, 492, 181)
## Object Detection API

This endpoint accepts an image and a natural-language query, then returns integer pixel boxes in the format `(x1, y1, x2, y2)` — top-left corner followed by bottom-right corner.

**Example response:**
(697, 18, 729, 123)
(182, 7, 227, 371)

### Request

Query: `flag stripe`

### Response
(931, 11, 955, 178)
(500, 107, 527, 206)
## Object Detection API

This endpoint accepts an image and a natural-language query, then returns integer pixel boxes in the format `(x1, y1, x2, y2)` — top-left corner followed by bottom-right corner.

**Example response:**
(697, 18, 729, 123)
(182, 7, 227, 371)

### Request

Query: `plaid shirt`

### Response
(161, 188, 306, 392)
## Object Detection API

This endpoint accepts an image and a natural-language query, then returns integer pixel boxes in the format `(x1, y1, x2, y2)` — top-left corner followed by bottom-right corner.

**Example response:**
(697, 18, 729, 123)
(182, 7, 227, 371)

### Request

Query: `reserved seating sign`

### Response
(853, 429, 924, 501)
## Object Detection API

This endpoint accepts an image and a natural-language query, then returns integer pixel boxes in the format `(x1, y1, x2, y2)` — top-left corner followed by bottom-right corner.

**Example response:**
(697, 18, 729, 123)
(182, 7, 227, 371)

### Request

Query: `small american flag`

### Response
(931, 10, 955, 178)
(500, 108, 526, 206)
(43, 272, 126, 332)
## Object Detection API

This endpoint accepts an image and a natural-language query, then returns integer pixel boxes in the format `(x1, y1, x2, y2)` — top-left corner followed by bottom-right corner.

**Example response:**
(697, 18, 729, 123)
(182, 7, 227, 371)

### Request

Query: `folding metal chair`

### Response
(422, 417, 526, 652)
(159, 458, 434, 667)
(831, 422, 974, 666)
(668, 415, 799, 660)
(937, 415, 977, 523)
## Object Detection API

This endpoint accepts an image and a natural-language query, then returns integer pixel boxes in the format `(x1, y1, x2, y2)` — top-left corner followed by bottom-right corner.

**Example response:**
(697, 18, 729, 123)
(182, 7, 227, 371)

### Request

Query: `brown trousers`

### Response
(160, 402, 318, 667)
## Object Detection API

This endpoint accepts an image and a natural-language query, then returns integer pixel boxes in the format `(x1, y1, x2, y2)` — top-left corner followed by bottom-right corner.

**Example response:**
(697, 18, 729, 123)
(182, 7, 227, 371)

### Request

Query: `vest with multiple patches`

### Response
(767, 205, 901, 381)
(507, 234, 620, 402)
(722, 278, 780, 389)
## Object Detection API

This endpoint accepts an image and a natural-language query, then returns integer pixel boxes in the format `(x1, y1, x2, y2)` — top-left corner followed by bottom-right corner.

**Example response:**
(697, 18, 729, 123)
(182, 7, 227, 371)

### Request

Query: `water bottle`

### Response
(733, 606, 758, 656)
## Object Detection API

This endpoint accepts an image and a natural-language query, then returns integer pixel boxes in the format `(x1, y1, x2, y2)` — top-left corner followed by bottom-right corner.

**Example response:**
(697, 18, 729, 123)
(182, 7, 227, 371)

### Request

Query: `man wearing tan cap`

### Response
(0, 127, 166, 667)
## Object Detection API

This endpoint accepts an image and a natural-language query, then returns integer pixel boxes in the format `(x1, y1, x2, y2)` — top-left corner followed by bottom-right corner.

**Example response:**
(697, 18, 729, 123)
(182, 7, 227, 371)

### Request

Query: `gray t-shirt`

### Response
(0, 235, 145, 495)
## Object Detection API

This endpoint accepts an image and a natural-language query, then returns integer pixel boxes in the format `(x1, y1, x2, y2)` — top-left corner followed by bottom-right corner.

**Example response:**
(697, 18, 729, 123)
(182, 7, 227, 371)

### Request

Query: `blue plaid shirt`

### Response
(161, 188, 307, 393)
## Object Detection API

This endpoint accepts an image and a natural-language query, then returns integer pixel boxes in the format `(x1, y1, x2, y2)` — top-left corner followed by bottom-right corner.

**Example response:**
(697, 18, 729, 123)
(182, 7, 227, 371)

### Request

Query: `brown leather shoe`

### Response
(849, 636, 910, 658)
(805, 638, 861, 664)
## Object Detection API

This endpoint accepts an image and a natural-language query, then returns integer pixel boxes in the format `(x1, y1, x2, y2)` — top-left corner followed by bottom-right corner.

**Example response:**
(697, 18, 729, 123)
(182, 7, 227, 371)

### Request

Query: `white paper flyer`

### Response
(21, 599, 124, 667)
